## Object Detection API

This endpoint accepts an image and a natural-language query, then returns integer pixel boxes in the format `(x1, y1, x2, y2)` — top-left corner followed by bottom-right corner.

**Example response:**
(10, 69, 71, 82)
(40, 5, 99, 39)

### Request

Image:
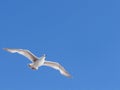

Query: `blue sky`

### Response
(0, 0, 120, 90)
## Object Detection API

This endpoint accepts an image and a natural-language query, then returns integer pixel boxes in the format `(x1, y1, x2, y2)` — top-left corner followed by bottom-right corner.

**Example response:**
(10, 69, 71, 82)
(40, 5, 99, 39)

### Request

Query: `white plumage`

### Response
(4, 48, 71, 78)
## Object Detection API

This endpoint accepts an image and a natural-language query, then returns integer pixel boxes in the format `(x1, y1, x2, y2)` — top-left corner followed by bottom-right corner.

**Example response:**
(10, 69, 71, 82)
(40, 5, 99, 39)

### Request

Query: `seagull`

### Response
(3, 48, 71, 78)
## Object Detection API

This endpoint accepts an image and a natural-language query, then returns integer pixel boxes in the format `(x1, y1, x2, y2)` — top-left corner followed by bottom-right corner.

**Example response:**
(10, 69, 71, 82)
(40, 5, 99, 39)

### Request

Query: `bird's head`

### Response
(43, 54, 46, 57)
(41, 54, 46, 59)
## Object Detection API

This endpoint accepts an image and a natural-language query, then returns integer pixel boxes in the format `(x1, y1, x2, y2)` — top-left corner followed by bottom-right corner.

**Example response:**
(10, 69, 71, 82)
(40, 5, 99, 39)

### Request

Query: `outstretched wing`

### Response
(43, 61, 71, 78)
(3, 48, 38, 62)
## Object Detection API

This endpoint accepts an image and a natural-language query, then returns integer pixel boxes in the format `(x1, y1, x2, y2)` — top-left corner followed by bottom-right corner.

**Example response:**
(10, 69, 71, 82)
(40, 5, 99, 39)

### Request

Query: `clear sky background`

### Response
(0, 0, 120, 90)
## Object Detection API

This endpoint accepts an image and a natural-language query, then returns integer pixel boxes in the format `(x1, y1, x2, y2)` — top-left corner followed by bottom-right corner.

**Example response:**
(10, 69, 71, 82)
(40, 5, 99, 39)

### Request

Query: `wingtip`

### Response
(3, 48, 11, 53)
(63, 72, 72, 78)
(67, 74, 72, 78)
(3, 48, 7, 50)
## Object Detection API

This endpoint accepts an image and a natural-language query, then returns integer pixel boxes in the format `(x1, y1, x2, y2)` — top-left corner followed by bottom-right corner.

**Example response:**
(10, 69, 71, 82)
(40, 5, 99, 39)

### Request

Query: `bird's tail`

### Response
(28, 63, 38, 70)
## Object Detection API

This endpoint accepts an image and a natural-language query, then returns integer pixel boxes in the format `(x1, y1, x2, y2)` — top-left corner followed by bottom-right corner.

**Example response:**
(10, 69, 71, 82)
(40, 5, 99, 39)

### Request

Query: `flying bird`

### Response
(3, 48, 71, 78)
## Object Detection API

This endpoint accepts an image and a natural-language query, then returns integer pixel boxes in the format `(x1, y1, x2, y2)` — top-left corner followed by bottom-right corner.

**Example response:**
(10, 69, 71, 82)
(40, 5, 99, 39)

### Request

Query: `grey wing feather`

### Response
(3, 48, 38, 62)
(43, 61, 71, 78)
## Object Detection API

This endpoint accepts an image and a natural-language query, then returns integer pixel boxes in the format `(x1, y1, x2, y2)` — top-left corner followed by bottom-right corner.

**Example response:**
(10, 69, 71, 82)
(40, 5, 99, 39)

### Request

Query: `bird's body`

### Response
(28, 55, 45, 70)
(3, 48, 71, 78)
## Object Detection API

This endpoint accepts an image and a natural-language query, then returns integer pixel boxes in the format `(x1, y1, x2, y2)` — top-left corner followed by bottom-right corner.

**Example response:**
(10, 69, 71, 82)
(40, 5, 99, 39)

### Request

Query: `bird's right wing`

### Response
(3, 48, 38, 62)
(43, 61, 71, 78)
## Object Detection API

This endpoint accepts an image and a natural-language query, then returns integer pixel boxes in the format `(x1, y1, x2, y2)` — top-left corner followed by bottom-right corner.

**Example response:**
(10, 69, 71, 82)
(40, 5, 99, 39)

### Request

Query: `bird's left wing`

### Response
(43, 61, 71, 78)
